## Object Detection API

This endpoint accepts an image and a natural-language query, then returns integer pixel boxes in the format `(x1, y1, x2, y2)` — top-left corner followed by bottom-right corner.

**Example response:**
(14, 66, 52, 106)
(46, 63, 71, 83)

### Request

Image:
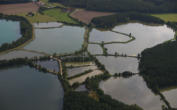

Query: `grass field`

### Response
(40, 0, 66, 8)
(43, 8, 78, 24)
(19, 13, 57, 23)
(152, 13, 177, 22)
(19, 8, 78, 24)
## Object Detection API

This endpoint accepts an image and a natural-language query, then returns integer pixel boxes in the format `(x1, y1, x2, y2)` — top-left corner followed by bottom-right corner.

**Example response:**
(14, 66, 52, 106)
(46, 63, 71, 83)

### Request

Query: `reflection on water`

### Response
(96, 56, 139, 74)
(162, 88, 177, 108)
(88, 44, 103, 55)
(0, 50, 44, 60)
(34, 22, 63, 28)
(105, 23, 174, 55)
(89, 29, 130, 43)
(100, 75, 163, 110)
(36, 60, 59, 72)
(0, 66, 64, 110)
(0, 20, 21, 45)
(67, 65, 97, 77)
(24, 25, 85, 54)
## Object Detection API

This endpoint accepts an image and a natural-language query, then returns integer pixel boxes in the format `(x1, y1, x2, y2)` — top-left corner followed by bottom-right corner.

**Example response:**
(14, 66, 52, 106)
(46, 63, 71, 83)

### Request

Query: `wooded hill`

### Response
(50, 0, 177, 13)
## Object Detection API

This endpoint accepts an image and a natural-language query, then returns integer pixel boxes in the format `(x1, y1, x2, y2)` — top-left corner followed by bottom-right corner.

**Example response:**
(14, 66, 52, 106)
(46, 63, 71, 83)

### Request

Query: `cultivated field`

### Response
(0, 3, 39, 15)
(152, 13, 177, 22)
(70, 9, 114, 24)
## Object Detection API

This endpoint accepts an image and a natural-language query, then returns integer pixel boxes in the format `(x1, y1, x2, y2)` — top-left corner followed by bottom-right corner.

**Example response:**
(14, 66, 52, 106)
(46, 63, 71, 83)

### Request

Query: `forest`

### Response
(50, 0, 177, 13)
(63, 91, 142, 110)
(139, 22, 177, 92)
(91, 12, 164, 28)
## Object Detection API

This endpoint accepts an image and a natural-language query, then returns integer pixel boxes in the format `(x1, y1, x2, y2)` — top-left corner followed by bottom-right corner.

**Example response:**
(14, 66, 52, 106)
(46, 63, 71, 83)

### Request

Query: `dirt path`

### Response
(70, 9, 114, 24)
(0, 2, 39, 15)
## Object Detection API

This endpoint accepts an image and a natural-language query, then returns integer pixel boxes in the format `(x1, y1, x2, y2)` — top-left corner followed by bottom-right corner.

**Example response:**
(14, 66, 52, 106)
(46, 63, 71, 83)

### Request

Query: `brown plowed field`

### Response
(0, 3, 39, 15)
(70, 9, 114, 24)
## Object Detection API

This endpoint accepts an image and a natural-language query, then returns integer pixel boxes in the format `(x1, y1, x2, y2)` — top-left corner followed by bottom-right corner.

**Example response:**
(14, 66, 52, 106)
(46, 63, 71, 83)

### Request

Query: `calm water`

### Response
(162, 88, 177, 108)
(0, 19, 21, 45)
(89, 29, 130, 43)
(24, 25, 85, 54)
(36, 60, 59, 72)
(105, 23, 175, 56)
(100, 75, 164, 110)
(96, 56, 139, 74)
(0, 50, 44, 60)
(89, 23, 174, 74)
(0, 66, 64, 110)
(34, 22, 63, 28)
(67, 65, 97, 77)
(88, 44, 103, 54)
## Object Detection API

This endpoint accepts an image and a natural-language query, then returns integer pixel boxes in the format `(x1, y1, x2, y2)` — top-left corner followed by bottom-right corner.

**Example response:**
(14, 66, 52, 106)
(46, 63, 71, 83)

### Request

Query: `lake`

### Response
(162, 88, 177, 108)
(100, 75, 164, 110)
(0, 50, 44, 60)
(24, 25, 85, 54)
(0, 19, 21, 46)
(105, 23, 174, 56)
(0, 65, 64, 110)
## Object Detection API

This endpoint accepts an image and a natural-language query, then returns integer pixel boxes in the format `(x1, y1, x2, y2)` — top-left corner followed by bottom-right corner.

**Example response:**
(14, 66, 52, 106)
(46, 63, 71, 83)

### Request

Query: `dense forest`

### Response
(64, 92, 142, 110)
(0, 0, 32, 4)
(139, 21, 177, 92)
(91, 12, 164, 28)
(50, 0, 177, 13)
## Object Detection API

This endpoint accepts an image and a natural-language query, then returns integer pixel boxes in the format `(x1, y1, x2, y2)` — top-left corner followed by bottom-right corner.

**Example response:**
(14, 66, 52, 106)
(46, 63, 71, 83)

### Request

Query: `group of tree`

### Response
(0, 14, 32, 52)
(139, 40, 177, 92)
(63, 91, 142, 110)
(50, 0, 177, 13)
(139, 22, 177, 93)
(91, 12, 164, 28)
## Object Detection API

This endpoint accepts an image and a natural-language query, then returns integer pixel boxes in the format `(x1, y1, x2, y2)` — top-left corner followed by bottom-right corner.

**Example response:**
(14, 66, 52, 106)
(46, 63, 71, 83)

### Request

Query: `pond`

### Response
(89, 29, 130, 43)
(105, 23, 175, 56)
(0, 66, 64, 110)
(67, 65, 97, 77)
(0, 50, 44, 61)
(88, 44, 103, 55)
(96, 56, 139, 74)
(89, 23, 175, 75)
(100, 75, 164, 110)
(162, 88, 177, 108)
(34, 22, 63, 28)
(24, 25, 85, 54)
(35, 59, 59, 73)
(0, 19, 21, 46)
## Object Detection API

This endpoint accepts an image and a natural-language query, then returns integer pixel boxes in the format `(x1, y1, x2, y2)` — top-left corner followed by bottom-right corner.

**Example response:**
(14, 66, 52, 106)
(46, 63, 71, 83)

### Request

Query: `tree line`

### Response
(91, 12, 164, 29)
(63, 91, 143, 110)
(139, 22, 177, 92)
(50, 0, 177, 13)
(0, 14, 32, 52)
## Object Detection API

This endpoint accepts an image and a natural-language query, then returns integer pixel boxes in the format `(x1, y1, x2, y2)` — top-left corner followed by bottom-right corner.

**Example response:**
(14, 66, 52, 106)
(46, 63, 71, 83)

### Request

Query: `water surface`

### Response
(0, 19, 21, 45)
(105, 23, 174, 55)
(89, 29, 130, 43)
(24, 25, 85, 54)
(96, 56, 139, 74)
(0, 66, 64, 110)
(0, 50, 43, 60)
(36, 60, 59, 72)
(162, 88, 177, 108)
(100, 75, 163, 110)
(34, 22, 62, 28)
